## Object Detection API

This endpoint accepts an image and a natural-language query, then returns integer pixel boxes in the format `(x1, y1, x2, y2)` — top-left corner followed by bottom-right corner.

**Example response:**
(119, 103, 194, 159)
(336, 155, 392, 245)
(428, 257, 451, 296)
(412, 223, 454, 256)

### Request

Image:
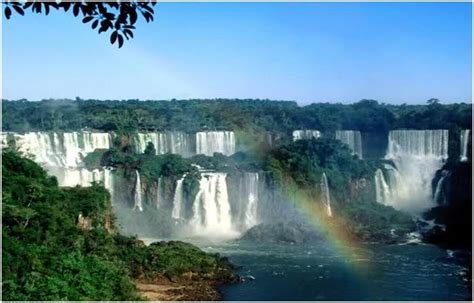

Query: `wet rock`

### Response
(239, 221, 323, 244)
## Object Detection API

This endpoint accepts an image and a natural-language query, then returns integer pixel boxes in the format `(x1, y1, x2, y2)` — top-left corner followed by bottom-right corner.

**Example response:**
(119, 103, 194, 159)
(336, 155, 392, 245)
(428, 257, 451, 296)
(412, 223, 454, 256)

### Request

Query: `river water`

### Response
(201, 241, 470, 300)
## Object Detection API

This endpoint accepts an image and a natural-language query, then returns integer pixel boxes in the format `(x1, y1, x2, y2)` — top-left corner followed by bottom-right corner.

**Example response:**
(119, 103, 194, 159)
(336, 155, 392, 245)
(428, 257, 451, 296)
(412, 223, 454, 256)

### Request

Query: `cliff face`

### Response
(424, 161, 472, 249)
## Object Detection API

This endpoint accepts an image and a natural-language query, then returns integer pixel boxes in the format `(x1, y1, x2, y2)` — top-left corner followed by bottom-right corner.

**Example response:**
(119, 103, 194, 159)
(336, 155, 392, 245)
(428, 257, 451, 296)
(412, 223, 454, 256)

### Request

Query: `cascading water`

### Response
(195, 131, 236, 156)
(1, 132, 10, 148)
(383, 130, 449, 213)
(320, 173, 332, 217)
(134, 132, 193, 157)
(133, 170, 143, 212)
(155, 177, 163, 209)
(13, 131, 113, 187)
(292, 130, 321, 141)
(335, 130, 363, 158)
(171, 176, 185, 220)
(190, 172, 236, 237)
(237, 172, 260, 230)
(460, 129, 470, 162)
(374, 169, 391, 205)
(433, 170, 449, 205)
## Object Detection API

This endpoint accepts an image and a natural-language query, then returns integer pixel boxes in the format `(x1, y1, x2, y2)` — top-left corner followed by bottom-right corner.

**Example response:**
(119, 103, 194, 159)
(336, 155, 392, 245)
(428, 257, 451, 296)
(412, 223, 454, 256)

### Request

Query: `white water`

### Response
(16, 131, 112, 169)
(374, 169, 391, 205)
(196, 131, 235, 156)
(292, 130, 321, 141)
(383, 130, 449, 213)
(134, 132, 193, 157)
(241, 172, 260, 230)
(460, 129, 470, 162)
(171, 176, 185, 220)
(11, 131, 113, 187)
(335, 130, 363, 158)
(1, 132, 9, 148)
(59, 167, 112, 187)
(433, 170, 449, 205)
(190, 172, 236, 237)
(134, 170, 143, 212)
(155, 177, 163, 209)
(320, 173, 332, 217)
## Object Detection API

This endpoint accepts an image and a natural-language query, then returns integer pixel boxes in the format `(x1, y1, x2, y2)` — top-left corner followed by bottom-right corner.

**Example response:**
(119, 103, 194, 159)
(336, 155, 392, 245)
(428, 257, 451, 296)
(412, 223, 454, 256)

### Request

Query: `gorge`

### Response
(2, 99, 471, 300)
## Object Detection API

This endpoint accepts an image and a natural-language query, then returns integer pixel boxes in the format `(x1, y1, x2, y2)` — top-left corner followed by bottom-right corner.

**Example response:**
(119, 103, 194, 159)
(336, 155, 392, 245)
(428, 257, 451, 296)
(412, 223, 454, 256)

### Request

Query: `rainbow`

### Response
(278, 176, 374, 273)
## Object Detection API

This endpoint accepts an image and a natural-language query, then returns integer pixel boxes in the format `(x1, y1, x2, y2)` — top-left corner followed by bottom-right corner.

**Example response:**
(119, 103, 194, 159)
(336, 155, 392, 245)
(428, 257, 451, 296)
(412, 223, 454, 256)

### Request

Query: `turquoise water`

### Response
(200, 241, 470, 300)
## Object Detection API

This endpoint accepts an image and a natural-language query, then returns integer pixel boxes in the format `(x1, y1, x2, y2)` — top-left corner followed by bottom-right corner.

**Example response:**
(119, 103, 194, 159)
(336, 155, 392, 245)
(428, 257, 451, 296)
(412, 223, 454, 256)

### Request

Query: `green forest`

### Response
(2, 98, 471, 133)
(2, 149, 236, 300)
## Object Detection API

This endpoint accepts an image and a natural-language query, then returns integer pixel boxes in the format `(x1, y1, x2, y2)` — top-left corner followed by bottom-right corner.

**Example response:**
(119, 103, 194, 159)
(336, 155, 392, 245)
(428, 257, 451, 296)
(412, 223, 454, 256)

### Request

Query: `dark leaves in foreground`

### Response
(3, 1, 156, 48)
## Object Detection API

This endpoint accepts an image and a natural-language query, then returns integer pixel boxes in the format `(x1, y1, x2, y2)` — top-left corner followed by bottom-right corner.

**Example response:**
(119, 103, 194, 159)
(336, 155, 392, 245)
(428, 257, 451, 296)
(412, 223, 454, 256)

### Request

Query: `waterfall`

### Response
(239, 172, 260, 230)
(134, 131, 193, 157)
(383, 130, 449, 213)
(292, 130, 321, 141)
(15, 131, 112, 170)
(320, 173, 332, 217)
(133, 170, 143, 212)
(335, 130, 363, 158)
(155, 177, 162, 209)
(1, 132, 9, 148)
(190, 172, 235, 237)
(83, 132, 112, 153)
(171, 176, 185, 220)
(374, 169, 391, 204)
(433, 170, 449, 205)
(195, 131, 235, 156)
(460, 129, 470, 162)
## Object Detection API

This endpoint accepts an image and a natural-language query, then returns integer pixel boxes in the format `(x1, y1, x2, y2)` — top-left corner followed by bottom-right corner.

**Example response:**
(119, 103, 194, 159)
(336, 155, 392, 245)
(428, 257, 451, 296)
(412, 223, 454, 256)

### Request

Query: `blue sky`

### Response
(3, 2, 472, 104)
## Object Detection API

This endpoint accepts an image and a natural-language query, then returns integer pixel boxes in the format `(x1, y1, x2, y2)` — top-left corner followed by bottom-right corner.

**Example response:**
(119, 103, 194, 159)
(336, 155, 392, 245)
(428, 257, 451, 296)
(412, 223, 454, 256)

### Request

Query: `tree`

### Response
(427, 98, 440, 105)
(3, 1, 156, 48)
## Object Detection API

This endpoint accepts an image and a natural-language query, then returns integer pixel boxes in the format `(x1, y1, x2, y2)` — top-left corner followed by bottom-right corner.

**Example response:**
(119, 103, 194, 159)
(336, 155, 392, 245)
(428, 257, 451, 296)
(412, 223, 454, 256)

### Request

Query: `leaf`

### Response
(23, 2, 33, 9)
(5, 7, 11, 19)
(110, 31, 118, 44)
(82, 16, 94, 23)
(124, 29, 134, 39)
(92, 20, 99, 30)
(130, 10, 137, 25)
(12, 5, 24, 16)
(73, 4, 80, 17)
(118, 35, 124, 48)
(33, 3, 42, 13)
(61, 3, 72, 12)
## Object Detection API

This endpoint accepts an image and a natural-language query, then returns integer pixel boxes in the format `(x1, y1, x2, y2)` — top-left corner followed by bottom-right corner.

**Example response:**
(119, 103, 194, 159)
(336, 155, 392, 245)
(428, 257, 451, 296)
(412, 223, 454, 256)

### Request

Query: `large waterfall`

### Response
(16, 131, 111, 168)
(134, 132, 194, 157)
(374, 169, 391, 205)
(190, 172, 235, 237)
(433, 170, 449, 205)
(133, 170, 143, 212)
(382, 130, 449, 213)
(171, 176, 185, 220)
(292, 130, 321, 141)
(460, 129, 470, 162)
(195, 131, 235, 156)
(237, 172, 260, 230)
(155, 177, 163, 209)
(11, 131, 113, 187)
(320, 173, 332, 217)
(335, 130, 363, 158)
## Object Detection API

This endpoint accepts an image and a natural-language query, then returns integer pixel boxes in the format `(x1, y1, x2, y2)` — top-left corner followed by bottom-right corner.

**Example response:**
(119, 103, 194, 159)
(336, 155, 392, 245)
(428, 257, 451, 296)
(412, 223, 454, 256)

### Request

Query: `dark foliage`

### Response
(3, 1, 156, 48)
(2, 150, 235, 300)
(2, 99, 470, 134)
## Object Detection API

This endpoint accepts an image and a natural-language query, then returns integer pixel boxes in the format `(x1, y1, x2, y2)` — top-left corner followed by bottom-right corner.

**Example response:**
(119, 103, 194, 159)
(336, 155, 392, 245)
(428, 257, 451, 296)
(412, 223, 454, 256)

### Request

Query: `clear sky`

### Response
(2, 2, 472, 105)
